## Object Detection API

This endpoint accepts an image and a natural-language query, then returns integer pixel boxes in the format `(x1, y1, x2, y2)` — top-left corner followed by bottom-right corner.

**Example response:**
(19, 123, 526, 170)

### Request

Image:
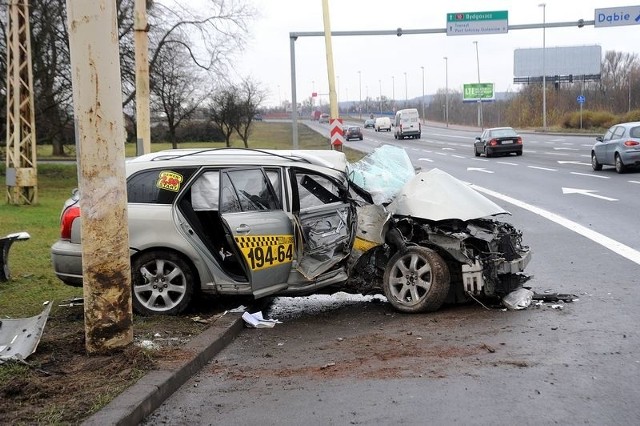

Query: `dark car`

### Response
(344, 126, 363, 141)
(591, 121, 640, 173)
(474, 127, 523, 157)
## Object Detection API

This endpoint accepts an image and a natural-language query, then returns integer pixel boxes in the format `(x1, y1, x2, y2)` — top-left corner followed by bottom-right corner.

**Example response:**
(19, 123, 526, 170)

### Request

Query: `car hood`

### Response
(348, 145, 508, 221)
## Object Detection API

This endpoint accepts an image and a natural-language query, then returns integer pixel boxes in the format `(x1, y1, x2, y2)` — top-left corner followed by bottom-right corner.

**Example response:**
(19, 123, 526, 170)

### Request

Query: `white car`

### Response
(374, 117, 392, 132)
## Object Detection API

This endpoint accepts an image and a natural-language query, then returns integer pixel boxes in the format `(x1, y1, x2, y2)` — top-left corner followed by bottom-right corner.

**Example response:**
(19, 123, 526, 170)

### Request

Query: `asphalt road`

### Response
(144, 122, 640, 425)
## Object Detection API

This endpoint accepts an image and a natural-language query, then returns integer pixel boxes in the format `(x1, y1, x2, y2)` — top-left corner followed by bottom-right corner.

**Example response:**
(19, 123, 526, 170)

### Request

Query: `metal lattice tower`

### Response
(5, 1, 38, 205)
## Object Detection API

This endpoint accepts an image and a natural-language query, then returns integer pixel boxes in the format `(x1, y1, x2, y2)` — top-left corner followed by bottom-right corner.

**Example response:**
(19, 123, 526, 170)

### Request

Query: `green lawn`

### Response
(0, 121, 362, 317)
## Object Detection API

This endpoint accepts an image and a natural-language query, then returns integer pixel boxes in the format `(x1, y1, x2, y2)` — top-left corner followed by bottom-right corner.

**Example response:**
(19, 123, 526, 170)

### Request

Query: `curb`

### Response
(82, 312, 245, 426)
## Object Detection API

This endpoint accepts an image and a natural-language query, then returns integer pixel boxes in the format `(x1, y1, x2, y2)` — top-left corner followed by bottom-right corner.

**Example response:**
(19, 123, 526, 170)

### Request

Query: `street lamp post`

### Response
(404, 72, 408, 106)
(443, 56, 449, 127)
(379, 79, 382, 112)
(336, 75, 340, 111)
(539, 3, 547, 131)
(473, 41, 483, 129)
(421, 66, 425, 123)
(392, 75, 395, 110)
(358, 70, 362, 119)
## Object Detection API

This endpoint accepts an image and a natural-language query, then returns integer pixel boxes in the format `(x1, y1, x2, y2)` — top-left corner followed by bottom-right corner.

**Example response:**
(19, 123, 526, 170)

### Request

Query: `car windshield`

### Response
(347, 145, 415, 204)
(490, 128, 517, 138)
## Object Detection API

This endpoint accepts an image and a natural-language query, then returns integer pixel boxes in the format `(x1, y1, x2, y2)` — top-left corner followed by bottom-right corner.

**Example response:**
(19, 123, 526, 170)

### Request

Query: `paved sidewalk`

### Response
(82, 311, 246, 426)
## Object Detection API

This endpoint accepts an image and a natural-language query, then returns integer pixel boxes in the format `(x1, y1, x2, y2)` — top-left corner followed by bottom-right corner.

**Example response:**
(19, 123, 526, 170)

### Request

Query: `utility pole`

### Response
(421, 66, 425, 122)
(473, 40, 483, 129)
(5, 0, 38, 205)
(444, 56, 449, 127)
(134, 0, 151, 155)
(539, 3, 547, 131)
(67, 0, 133, 354)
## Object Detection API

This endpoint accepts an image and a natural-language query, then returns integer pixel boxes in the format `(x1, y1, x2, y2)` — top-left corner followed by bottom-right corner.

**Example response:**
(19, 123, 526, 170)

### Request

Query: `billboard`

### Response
(513, 45, 601, 78)
(463, 83, 495, 102)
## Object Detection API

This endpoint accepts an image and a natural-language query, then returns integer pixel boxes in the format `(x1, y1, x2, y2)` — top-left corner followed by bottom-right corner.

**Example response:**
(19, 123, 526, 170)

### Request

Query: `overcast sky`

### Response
(227, 0, 639, 107)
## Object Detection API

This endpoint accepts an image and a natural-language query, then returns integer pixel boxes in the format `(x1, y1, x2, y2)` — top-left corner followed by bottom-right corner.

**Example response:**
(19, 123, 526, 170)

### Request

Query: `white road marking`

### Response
(551, 138, 565, 142)
(467, 167, 494, 173)
(497, 161, 519, 166)
(570, 172, 609, 179)
(443, 147, 455, 151)
(528, 166, 557, 171)
(630, 181, 640, 185)
(470, 185, 640, 266)
(418, 157, 433, 162)
(558, 161, 591, 166)
(435, 152, 447, 156)
(562, 187, 617, 201)
(553, 147, 579, 151)
(452, 155, 465, 159)
(433, 134, 471, 139)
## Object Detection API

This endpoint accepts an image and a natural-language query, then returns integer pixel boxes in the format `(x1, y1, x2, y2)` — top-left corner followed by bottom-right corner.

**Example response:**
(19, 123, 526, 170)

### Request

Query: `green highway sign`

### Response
(463, 83, 495, 102)
(447, 10, 508, 36)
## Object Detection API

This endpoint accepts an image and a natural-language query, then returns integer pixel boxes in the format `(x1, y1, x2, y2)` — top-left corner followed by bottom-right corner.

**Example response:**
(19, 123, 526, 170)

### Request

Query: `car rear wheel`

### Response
(591, 152, 603, 171)
(132, 250, 195, 316)
(484, 147, 492, 158)
(383, 246, 450, 313)
(615, 154, 625, 174)
(474, 146, 480, 157)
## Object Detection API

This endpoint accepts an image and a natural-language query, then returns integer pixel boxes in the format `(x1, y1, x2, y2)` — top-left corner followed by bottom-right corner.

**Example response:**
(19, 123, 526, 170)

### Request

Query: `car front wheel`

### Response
(383, 246, 450, 313)
(591, 152, 603, 171)
(132, 250, 195, 315)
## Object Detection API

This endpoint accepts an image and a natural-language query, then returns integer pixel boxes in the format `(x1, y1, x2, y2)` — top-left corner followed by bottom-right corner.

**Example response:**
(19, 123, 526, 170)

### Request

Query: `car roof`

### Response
(127, 148, 349, 178)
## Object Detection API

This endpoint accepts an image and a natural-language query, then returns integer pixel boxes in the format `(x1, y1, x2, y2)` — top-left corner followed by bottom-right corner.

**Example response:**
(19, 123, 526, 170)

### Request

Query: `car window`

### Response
(293, 170, 341, 210)
(220, 169, 280, 213)
(491, 128, 517, 138)
(191, 171, 220, 210)
(630, 126, 640, 138)
(128, 168, 197, 204)
(603, 127, 615, 141)
(612, 126, 626, 139)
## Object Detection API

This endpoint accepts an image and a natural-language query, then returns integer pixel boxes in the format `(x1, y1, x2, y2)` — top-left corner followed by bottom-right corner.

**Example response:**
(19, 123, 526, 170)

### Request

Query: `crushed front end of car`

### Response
(343, 145, 532, 313)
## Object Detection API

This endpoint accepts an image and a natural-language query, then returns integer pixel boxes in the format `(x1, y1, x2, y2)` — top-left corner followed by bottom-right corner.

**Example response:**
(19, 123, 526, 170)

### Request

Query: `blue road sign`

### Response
(577, 95, 585, 104)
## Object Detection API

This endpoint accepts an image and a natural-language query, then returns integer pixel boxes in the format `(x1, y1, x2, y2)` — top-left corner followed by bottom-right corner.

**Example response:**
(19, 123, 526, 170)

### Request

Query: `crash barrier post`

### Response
(0, 232, 30, 282)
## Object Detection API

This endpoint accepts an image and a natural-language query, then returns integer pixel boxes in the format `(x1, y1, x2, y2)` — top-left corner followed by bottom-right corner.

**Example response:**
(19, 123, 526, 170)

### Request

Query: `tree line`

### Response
(1, 0, 263, 155)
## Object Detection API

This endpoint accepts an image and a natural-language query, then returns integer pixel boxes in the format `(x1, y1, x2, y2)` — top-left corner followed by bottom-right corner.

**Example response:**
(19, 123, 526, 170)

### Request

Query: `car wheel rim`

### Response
(386, 251, 432, 307)
(134, 258, 187, 312)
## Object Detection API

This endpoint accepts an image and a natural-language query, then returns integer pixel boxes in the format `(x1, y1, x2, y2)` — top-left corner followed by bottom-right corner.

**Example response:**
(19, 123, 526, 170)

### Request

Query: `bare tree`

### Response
(210, 86, 240, 147)
(234, 78, 267, 148)
(151, 44, 210, 148)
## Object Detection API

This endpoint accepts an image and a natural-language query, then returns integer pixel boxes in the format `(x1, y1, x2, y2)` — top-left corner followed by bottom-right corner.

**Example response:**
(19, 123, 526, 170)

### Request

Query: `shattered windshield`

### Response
(347, 145, 415, 205)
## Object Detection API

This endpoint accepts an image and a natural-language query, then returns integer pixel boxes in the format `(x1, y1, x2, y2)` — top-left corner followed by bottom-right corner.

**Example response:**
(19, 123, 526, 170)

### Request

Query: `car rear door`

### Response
(606, 126, 626, 163)
(219, 168, 294, 295)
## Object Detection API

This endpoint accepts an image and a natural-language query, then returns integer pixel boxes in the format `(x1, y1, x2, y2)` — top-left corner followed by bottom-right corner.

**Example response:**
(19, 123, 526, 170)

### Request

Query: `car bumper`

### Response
(619, 149, 640, 166)
(51, 240, 83, 286)
(489, 145, 522, 154)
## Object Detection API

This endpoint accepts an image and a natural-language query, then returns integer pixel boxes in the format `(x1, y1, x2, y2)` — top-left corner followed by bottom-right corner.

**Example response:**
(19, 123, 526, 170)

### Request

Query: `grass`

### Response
(0, 121, 362, 317)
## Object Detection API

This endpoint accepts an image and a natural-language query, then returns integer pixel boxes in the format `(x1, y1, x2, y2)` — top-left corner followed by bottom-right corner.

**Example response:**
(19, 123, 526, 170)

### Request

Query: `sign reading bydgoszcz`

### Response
(447, 11, 508, 36)
(463, 83, 495, 102)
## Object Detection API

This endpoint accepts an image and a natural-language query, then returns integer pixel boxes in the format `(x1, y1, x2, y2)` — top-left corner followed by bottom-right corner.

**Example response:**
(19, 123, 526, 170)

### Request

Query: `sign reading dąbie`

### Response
(447, 11, 508, 36)
(594, 6, 640, 27)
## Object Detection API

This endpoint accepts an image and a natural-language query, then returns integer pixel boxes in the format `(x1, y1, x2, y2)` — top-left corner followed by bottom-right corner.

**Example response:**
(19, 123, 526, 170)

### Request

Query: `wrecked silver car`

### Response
(51, 145, 530, 315)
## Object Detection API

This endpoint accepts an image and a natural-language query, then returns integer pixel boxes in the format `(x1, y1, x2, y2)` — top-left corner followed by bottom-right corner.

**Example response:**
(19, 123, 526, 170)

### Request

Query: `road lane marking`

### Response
(452, 155, 465, 159)
(553, 147, 579, 151)
(497, 161, 519, 166)
(562, 187, 617, 201)
(558, 161, 592, 166)
(528, 166, 557, 171)
(418, 157, 433, 162)
(630, 181, 640, 185)
(570, 172, 609, 179)
(469, 184, 640, 266)
(467, 167, 494, 173)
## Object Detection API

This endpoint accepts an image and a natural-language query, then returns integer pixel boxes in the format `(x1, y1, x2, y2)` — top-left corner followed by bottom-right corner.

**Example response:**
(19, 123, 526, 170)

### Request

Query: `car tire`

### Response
(131, 250, 195, 316)
(516, 151, 522, 156)
(382, 246, 450, 313)
(485, 147, 492, 158)
(591, 152, 603, 171)
(615, 153, 625, 174)
(360, 136, 363, 140)
(474, 146, 480, 157)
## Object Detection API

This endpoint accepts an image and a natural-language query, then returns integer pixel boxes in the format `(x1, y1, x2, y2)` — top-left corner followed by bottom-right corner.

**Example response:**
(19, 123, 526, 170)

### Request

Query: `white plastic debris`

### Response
(242, 311, 282, 328)
(502, 288, 534, 310)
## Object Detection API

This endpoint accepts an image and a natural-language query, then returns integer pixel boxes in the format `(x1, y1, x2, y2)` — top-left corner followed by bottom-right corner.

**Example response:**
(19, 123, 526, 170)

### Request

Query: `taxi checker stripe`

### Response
(235, 235, 287, 249)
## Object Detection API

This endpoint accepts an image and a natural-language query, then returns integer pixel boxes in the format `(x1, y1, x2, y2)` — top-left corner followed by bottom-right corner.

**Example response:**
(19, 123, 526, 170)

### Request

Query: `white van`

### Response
(394, 108, 421, 140)
(374, 117, 392, 132)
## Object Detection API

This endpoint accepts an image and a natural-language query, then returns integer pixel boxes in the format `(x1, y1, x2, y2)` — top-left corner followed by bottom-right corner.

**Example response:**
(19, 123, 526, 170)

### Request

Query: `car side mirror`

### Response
(475, 137, 481, 141)
(596, 136, 603, 142)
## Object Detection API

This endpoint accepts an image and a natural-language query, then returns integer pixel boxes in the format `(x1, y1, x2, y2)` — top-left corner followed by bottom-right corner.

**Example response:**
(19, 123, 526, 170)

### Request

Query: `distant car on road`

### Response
(344, 125, 363, 141)
(364, 119, 375, 129)
(374, 117, 392, 132)
(319, 113, 330, 123)
(474, 127, 523, 157)
(591, 121, 640, 173)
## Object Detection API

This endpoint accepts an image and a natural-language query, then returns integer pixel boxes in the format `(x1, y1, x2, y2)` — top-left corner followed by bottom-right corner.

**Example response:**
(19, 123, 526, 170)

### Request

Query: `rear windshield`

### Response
(490, 128, 517, 138)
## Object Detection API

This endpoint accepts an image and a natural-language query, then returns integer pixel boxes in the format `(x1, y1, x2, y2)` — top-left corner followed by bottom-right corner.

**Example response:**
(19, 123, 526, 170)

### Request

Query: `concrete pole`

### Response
(444, 56, 449, 127)
(540, 3, 547, 131)
(134, 0, 151, 155)
(66, 0, 133, 354)
(321, 0, 343, 150)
